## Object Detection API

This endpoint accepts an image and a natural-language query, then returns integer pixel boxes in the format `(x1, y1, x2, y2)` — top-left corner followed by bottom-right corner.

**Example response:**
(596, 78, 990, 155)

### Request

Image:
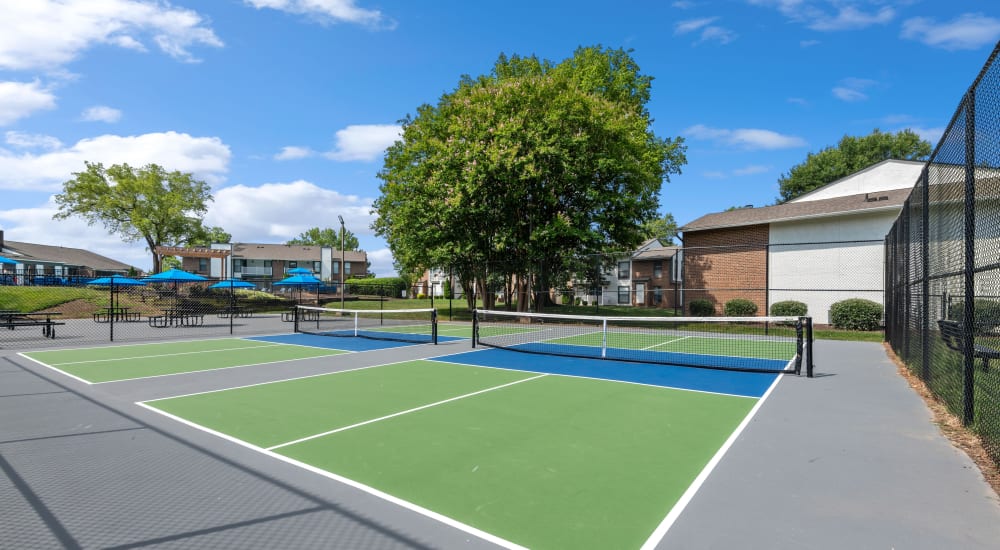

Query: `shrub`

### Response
(770, 300, 808, 317)
(561, 294, 571, 305)
(829, 298, 883, 331)
(724, 298, 758, 316)
(689, 299, 715, 317)
(417, 293, 427, 299)
(442, 281, 453, 299)
(946, 299, 1000, 332)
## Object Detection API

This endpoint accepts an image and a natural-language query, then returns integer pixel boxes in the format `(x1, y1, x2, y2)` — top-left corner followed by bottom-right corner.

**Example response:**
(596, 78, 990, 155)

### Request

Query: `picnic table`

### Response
(216, 305, 253, 319)
(93, 306, 140, 323)
(148, 307, 205, 328)
(0, 310, 65, 338)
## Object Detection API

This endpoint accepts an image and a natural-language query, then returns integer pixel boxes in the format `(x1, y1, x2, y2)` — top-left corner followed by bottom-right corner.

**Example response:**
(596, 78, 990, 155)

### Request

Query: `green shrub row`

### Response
(829, 298, 882, 331)
(346, 277, 407, 297)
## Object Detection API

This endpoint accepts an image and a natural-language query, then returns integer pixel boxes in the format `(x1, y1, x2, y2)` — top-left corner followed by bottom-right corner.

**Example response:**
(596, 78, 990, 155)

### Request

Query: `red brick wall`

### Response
(682, 225, 768, 316)
(631, 259, 679, 308)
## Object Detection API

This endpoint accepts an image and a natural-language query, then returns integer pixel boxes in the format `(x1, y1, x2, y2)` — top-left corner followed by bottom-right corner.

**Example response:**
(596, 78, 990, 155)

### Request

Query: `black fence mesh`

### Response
(886, 43, 1000, 469)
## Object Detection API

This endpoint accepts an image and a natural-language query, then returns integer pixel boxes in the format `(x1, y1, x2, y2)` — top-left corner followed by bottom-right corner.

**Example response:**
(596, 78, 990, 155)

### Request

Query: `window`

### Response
(345, 261, 352, 275)
(618, 261, 629, 279)
(671, 254, 682, 283)
(198, 258, 208, 272)
(333, 261, 339, 274)
(288, 261, 297, 268)
(653, 261, 662, 279)
(313, 261, 321, 272)
(618, 285, 630, 304)
(653, 286, 662, 304)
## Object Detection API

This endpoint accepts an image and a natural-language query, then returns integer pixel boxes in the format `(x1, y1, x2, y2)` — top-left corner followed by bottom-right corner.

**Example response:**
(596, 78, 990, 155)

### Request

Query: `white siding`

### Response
(790, 160, 922, 203)
(769, 211, 898, 324)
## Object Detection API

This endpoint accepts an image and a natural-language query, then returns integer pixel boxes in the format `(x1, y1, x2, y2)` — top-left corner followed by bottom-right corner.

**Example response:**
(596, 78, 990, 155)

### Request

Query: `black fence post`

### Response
(963, 93, 977, 426)
(921, 168, 930, 381)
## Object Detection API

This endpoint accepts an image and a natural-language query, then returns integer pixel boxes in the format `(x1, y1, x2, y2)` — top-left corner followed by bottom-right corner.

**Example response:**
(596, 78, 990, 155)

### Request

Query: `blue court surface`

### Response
(438, 348, 779, 397)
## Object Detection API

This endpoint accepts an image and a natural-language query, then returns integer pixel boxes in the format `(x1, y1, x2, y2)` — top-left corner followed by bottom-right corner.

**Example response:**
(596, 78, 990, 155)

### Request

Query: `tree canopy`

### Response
(641, 213, 679, 244)
(54, 162, 213, 273)
(287, 226, 360, 250)
(777, 129, 931, 203)
(373, 46, 686, 310)
(188, 226, 231, 247)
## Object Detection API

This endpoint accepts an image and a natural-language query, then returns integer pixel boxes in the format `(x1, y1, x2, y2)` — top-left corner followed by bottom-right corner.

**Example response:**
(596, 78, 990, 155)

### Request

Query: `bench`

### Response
(1, 313, 65, 338)
(937, 319, 1000, 370)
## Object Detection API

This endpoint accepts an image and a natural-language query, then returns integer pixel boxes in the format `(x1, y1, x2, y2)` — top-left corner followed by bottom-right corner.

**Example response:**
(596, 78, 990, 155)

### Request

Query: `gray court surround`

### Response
(3, 337, 1000, 549)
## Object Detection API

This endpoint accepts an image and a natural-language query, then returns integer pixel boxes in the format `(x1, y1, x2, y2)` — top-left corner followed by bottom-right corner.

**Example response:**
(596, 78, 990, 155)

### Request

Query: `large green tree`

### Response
(642, 213, 679, 244)
(54, 162, 213, 273)
(374, 46, 686, 310)
(287, 226, 360, 250)
(777, 129, 931, 203)
(188, 226, 232, 247)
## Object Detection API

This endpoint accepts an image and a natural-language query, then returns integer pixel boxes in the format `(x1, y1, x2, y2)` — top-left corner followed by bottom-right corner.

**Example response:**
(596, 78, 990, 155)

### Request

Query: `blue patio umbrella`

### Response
(208, 278, 256, 290)
(141, 268, 209, 283)
(88, 276, 146, 286)
(273, 274, 321, 304)
(286, 267, 314, 275)
(0, 255, 17, 265)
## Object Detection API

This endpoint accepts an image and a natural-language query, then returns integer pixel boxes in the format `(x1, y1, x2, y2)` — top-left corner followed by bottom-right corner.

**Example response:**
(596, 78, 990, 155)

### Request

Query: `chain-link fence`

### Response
(885, 43, 1000, 469)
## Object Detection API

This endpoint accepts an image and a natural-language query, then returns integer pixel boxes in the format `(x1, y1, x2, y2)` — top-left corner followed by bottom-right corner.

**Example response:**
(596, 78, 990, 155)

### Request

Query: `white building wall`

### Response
(790, 160, 922, 203)
(769, 211, 899, 324)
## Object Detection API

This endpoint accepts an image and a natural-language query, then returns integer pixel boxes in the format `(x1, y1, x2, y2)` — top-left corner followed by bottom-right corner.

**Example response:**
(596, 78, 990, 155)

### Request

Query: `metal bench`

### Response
(1, 312, 65, 338)
(937, 319, 1000, 370)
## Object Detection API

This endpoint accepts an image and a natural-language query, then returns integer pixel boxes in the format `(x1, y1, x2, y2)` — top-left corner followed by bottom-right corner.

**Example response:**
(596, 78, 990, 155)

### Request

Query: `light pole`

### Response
(338, 215, 345, 309)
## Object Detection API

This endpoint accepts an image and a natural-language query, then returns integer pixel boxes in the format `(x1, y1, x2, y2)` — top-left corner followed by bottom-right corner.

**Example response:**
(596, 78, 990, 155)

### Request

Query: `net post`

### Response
(353, 310, 359, 337)
(431, 309, 438, 345)
(471, 309, 478, 348)
(794, 318, 803, 375)
(805, 316, 814, 378)
(601, 318, 608, 358)
(293, 305, 300, 333)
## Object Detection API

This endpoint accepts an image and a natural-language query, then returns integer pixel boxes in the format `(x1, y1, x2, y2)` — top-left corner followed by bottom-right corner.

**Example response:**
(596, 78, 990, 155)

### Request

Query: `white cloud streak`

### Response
(274, 146, 315, 160)
(684, 124, 807, 150)
(832, 77, 877, 102)
(902, 13, 1000, 51)
(5, 131, 63, 150)
(0, 81, 57, 126)
(748, 0, 894, 31)
(81, 105, 122, 123)
(244, 0, 395, 29)
(324, 124, 402, 162)
(0, 0, 223, 71)
(0, 131, 231, 191)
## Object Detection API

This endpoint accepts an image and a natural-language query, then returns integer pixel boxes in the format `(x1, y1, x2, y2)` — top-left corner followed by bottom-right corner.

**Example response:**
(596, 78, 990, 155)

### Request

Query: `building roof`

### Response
(2, 240, 134, 271)
(681, 187, 912, 232)
(632, 245, 678, 261)
(230, 243, 367, 263)
(788, 159, 923, 203)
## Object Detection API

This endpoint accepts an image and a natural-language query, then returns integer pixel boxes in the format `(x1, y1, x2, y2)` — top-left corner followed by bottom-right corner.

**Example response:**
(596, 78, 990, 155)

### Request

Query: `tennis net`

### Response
(473, 309, 812, 375)
(295, 305, 438, 344)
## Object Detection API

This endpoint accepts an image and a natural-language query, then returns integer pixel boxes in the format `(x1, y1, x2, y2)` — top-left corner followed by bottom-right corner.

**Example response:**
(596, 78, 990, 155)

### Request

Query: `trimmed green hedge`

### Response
(771, 300, 808, 317)
(346, 277, 407, 297)
(830, 298, 882, 331)
(724, 298, 758, 316)
(689, 299, 715, 317)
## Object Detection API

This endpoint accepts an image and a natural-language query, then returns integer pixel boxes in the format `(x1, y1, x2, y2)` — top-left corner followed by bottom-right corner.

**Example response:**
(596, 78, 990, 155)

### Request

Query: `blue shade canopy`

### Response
(286, 267, 313, 275)
(0, 256, 17, 265)
(273, 274, 321, 286)
(209, 278, 256, 289)
(88, 276, 146, 286)
(141, 268, 209, 283)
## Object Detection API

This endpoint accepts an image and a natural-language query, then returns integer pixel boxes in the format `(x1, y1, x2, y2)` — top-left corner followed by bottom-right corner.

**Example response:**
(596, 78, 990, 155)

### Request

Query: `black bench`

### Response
(1, 313, 65, 338)
(937, 319, 1000, 370)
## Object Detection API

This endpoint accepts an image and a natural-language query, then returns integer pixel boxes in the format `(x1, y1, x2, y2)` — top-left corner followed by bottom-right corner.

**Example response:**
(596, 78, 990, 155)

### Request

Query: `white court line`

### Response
(48, 343, 288, 366)
(135, 402, 528, 550)
(640, 335, 691, 351)
(267, 374, 549, 450)
(17, 353, 95, 385)
(639, 374, 784, 549)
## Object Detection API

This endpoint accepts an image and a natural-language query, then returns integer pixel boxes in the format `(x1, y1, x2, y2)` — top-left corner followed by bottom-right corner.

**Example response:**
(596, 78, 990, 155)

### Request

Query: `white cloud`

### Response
(684, 124, 807, 150)
(0, 81, 57, 126)
(0, 131, 231, 191)
(902, 13, 1000, 51)
(0, 0, 223, 71)
(81, 105, 122, 123)
(733, 165, 770, 176)
(244, 0, 394, 29)
(832, 77, 877, 102)
(364, 248, 396, 278)
(908, 126, 945, 144)
(800, 39, 820, 47)
(324, 124, 402, 162)
(274, 146, 315, 160)
(674, 17, 736, 44)
(748, 0, 894, 31)
(5, 131, 63, 150)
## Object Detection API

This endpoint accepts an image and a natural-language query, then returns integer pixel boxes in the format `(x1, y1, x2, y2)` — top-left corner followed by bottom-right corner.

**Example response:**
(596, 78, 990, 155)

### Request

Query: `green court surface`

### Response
(549, 331, 797, 359)
(145, 359, 758, 549)
(23, 338, 345, 383)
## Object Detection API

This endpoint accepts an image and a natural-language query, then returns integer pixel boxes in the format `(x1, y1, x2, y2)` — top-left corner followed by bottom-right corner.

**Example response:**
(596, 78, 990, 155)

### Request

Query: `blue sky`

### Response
(1, 1, 999, 276)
